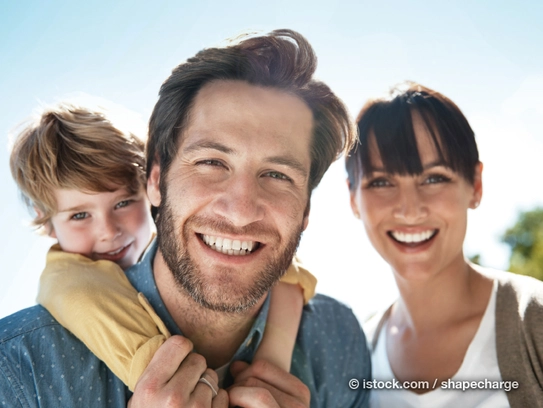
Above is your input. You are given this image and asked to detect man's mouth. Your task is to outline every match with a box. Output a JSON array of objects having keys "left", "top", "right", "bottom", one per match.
[
  {"left": 388, "top": 230, "right": 438, "bottom": 246},
  {"left": 201, "top": 234, "right": 260, "bottom": 256}
]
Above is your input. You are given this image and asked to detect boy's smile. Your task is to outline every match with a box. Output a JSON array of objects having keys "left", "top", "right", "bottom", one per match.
[{"left": 49, "top": 187, "right": 154, "bottom": 270}]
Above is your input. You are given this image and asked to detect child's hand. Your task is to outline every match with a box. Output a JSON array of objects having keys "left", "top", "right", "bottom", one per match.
[
  {"left": 128, "top": 335, "right": 228, "bottom": 407},
  {"left": 228, "top": 360, "right": 310, "bottom": 408}
]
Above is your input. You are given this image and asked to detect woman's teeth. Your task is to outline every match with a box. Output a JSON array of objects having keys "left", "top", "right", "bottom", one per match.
[
  {"left": 202, "top": 234, "right": 256, "bottom": 256},
  {"left": 390, "top": 230, "right": 436, "bottom": 244}
]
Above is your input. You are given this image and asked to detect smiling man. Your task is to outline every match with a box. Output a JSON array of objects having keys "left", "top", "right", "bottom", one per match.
[{"left": 0, "top": 30, "right": 370, "bottom": 407}]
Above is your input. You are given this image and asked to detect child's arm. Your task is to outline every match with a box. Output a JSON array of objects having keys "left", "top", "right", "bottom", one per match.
[
  {"left": 253, "top": 256, "right": 317, "bottom": 371},
  {"left": 37, "top": 245, "right": 170, "bottom": 391}
]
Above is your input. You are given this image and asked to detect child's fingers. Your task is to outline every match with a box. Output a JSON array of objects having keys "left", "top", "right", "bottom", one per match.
[{"left": 136, "top": 335, "right": 193, "bottom": 389}]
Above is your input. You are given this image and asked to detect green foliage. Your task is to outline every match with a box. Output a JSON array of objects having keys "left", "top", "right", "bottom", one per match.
[
  {"left": 468, "top": 254, "right": 481, "bottom": 265},
  {"left": 502, "top": 207, "right": 543, "bottom": 281}
]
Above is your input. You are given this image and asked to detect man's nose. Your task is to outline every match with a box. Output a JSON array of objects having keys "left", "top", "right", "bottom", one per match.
[
  {"left": 212, "top": 173, "right": 265, "bottom": 227},
  {"left": 393, "top": 185, "right": 429, "bottom": 223}
]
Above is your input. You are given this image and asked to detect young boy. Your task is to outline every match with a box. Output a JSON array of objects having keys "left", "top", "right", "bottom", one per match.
[{"left": 9, "top": 102, "right": 316, "bottom": 391}]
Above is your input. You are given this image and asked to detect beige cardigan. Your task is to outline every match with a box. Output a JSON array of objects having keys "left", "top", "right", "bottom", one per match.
[{"left": 366, "top": 269, "right": 543, "bottom": 408}]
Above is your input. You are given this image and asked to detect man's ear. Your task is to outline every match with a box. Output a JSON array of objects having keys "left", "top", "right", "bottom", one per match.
[
  {"left": 302, "top": 200, "right": 310, "bottom": 231},
  {"left": 469, "top": 162, "right": 483, "bottom": 209},
  {"left": 147, "top": 163, "right": 162, "bottom": 207}
]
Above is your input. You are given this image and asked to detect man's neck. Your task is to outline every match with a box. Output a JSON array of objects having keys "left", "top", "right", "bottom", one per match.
[{"left": 153, "top": 249, "right": 266, "bottom": 368}]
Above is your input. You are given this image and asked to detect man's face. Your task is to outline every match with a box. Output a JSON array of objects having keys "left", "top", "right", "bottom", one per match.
[{"left": 148, "top": 80, "right": 313, "bottom": 312}]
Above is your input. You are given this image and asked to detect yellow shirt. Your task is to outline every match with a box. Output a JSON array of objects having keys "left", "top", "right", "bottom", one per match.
[{"left": 37, "top": 245, "right": 316, "bottom": 391}]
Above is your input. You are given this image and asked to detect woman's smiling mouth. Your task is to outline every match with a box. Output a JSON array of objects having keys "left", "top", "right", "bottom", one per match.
[{"left": 388, "top": 230, "right": 438, "bottom": 247}]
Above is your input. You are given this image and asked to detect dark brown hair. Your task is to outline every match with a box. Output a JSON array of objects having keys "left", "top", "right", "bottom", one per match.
[
  {"left": 346, "top": 81, "right": 480, "bottom": 190},
  {"left": 147, "top": 29, "right": 355, "bottom": 193}
]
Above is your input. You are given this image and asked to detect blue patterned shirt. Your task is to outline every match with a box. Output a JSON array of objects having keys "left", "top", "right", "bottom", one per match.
[{"left": 0, "top": 242, "right": 371, "bottom": 407}]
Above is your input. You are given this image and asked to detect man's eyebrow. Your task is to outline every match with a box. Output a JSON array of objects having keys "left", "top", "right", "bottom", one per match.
[{"left": 182, "top": 141, "right": 234, "bottom": 155}]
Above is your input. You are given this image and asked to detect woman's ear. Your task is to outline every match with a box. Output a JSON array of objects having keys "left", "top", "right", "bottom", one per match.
[
  {"left": 347, "top": 178, "right": 361, "bottom": 219},
  {"left": 469, "top": 162, "right": 483, "bottom": 209},
  {"left": 147, "top": 163, "right": 162, "bottom": 207}
]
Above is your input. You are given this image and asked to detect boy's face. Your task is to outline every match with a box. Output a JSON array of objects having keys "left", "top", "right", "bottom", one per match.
[{"left": 48, "top": 187, "right": 154, "bottom": 270}]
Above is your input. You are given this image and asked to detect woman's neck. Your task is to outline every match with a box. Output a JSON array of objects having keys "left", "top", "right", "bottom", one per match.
[{"left": 391, "top": 256, "right": 493, "bottom": 333}]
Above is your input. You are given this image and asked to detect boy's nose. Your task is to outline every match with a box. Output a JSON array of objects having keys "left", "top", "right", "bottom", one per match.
[{"left": 99, "top": 216, "right": 122, "bottom": 241}]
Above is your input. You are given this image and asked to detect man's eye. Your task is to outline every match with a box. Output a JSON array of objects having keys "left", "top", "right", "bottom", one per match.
[
  {"left": 115, "top": 200, "right": 132, "bottom": 209},
  {"left": 265, "top": 171, "right": 291, "bottom": 182},
  {"left": 71, "top": 212, "right": 88, "bottom": 220},
  {"left": 197, "top": 159, "right": 224, "bottom": 167},
  {"left": 368, "top": 178, "right": 391, "bottom": 188},
  {"left": 424, "top": 174, "right": 451, "bottom": 184}
]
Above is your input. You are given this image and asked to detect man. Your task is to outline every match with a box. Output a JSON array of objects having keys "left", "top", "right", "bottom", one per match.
[{"left": 0, "top": 29, "right": 371, "bottom": 407}]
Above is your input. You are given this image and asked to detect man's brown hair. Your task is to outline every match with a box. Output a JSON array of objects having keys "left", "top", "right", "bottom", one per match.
[
  {"left": 9, "top": 103, "right": 146, "bottom": 227},
  {"left": 147, "top": 29, "right": 356, "bottom": 193}
]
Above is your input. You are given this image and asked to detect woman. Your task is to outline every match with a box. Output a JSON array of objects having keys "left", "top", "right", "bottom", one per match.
[{"left": 345, "top": 82, "right": 543, "bottom": 408}]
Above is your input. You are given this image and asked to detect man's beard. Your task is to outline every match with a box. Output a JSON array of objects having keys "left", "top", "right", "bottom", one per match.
[{"left": 156, "top": 197, "right": 304, "bottom": 314}]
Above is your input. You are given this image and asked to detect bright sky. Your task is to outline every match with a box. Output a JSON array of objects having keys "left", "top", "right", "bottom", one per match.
[{"left": 1, "top": 0, "right": 542, "bottom": 321}]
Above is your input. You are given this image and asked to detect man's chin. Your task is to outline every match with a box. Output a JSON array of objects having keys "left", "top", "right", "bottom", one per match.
[{"left": 175, "top": 265, "right": 276, "bottom": 313}]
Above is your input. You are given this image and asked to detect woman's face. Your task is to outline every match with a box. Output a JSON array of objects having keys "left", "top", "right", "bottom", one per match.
[{"left": 350, "top": 114, "right": 482, "bottom": 282}]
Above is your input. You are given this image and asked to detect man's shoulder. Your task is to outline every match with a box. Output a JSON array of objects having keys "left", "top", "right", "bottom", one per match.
[
  {"left": 295, "top": 294, "right": 371, "bottom": 407},
  {"left": 301, "top": 293, "right": 367, "bottom": 346},
  {"left": 0, "top": 305, "right": 62, "bottom": 342},
  {"left": 0, "top": 306, "right": 128, "bottom": 407},
  {"left": 304, "top": 293, "right": 360, "bottom": 322},
  {"left": 0, "top": 305, "right": 87, "bottom": 363}
]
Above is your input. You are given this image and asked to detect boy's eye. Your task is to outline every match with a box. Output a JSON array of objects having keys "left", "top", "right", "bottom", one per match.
[
  {"left": 264, "top": 171, "right": 292, "bottom": 182},
  {"left": 71, "top": 212, "right": 88, "bottom": 220},
  {"left": 367, "top": 177, "right": 391, "bottom": 188},
  {"left": 424, "top": 174, "right": 451, "bottom": 184},
  {"left": 115, "top": 200, "right": 132, "bottom": 209}
]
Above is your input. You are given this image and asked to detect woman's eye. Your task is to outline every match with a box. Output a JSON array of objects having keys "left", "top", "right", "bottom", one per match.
[
  {"left": 71, "top": 212, "right": 88, "bottom": 220},
  {"left": 265, "top": 171, "right": 291, "bottom": 182},
  {"left": 115, "top": 200, "right": 132, "bottom": 209},
  {"left": 368, "top": 178, "right": 391, "bottom": 188},
  {"left": 424, "top": 174, "right": 451, "bottom": 184}
]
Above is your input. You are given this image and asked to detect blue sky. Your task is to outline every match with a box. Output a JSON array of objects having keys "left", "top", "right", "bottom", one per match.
[{"left": 1, "top": 0, "right": 542, "bottom": 319}]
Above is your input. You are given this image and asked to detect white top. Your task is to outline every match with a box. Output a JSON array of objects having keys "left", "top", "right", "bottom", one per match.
[{"left": 370, "top": 280, "right": 510, "bottom": 408}]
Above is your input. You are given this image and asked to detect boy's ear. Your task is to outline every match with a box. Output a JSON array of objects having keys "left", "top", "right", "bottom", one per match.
[
  {"left": 47, "top": 224, "right": 56, "bottom": 239},
  {"left": 147, "top": 163, "right": 162, "bottom": 207},
  {"left": 34, "top": 206, "right": 56, "bottom": 238}
]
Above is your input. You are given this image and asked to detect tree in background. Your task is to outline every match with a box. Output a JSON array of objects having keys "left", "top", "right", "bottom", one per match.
[{"left": 502, "top": 207, "right": 543, "bottom": 281}]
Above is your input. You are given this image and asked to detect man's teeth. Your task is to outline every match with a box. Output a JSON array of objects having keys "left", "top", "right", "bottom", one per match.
[
  {"left": 391, "top": 230, "right": 436, "bottom": 244},
  {"left": 202, "top": 234, "right": 255, "bottom": 255}
]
